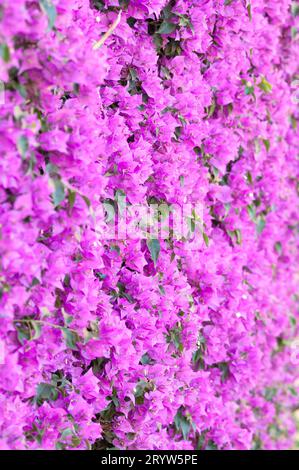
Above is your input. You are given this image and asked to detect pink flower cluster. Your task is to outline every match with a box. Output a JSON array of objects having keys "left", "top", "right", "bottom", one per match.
[{"left": 0, "top": 0, "right": 299, "bottom": 450}]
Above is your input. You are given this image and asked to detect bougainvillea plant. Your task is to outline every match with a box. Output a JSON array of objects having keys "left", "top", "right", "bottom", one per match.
[{"left": 0, "top": 0, "right": 299, "bottom": 450}]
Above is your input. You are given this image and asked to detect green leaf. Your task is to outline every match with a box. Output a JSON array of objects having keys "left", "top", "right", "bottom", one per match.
[
  {"left": 0, "top": 43, "right": 10, "bottom": 62},
  {"left": 274, "top": 241, "right": 282, "bottom": 254},
  {"left": 192, "top": 348, "right": 205, "bottom": 371},
  {"left": 291, "top": 3, "right": 299, "bottom": 16},
  {"left": 53, "top": 179, "right": 65, "bottom": 207},
  {"left": 60, "top": 427, "right": 73, "bottom": 440},
  {"left": 140, "top": 353, "right": 155, "bottom": 365},
  {"left": 247, "top": 3, "right": 252, "bottom": 21},
  {"left": 81, "top": 194, "right": 91, "bottom": 208},
  {"left": 203, "top": 232, "right": 209, "bottom": 247},
  {"left": 158, "top": 285, "right": 165, "bottom": 295},
  {"left": 252, "top": 434, "right": 262, "bottom": 450},
  {"left": 90, "top": 357, "right": 109, "bottom": 376},
  {"left": 61, "top": 327, "right": 80, "bottom": 350},
  {"left": 17, "top": 135, "right": 28, "bottom": 159},
  {"left": 289, "top": 386, "right": 297, "bottom": 396},
  {"left": 264, "top": 386, "right": 277, "bottom": 402},
  {"left": 39, "top": 0, "right": 57, "bottom": 30},
  {"left": 290, "top": 316, "right": 296, "bottom": 328},
  {"left": 177, "top": 14, "right": 193, "bottom": 31},
  {"left": 205, "top": 99, "right": 216, "bottom": 118},
  {"left": 103, "top": 199, "right": 115, "bottom": 223},
  {"left": 206, "top": 439, "right": 218, "bottom": 450},
  {"left": 258, "top": 77, "right": 272, "bottom": 94},
  {"left": 164, "top": 39, "right": 182, "bottom": 58},
  {"left": 31, "top": 321, "right": 42, "bottom": 340},
  {"left": 245, "top": 85, "right": 255, "bottom": 96},
  {"left": 256, "top": 217, "right": 266, "bottom": 234},
  {"left": 119, "top": 0, "right": 130, "bottom": 8},
  {"left": 46, "top": 162, "right": 58, "bottom": 175},
  {"left": 166, "top": 323, "right": 183, "bottom": 353},
  {"left": 235, "top": 229, "right": 242, "bottom": 245},
  {"left": 157, "top": 21, "right": 177, "bottom": 34},
  {"left": 35, "top": 382, "right": 59, "bottom": 405},
  {"left": 67, "top": 190, "right": 76, "bottom": 214},
  {"left": 246, "top": 171, "right": 253, "bottom": 185},
  {"left": 147, "top": 238, "right": 160, "bottom": 266},
  {"left": 262, "top": 139, "right": 270, "bottom": 152},
  {"left": 197, "top": 430, "right": 209, "bottom": 450},
  {"left": 134, "top": 380, "right": 155, "bottom": 405},
  {"left": 15, "top": 323, "right": 30, "bottom": 344},
  {"left": 15, "top": 319, "right": 42, "bottom": 343},
  {"left": 227, "top": 229, "right": 242, "bottom": 245},
  {"left": 247, "top": 204, "right": 256, "bottom": 220},
  {"left": 211, "top": 361, "right": 230, "bottom": 382},
  {"left": 127, "top": 17, "right": 137, "bottom": 28},
  {"left": 174, "top": 408, "right": 192, "bottom": 440},
  {"left": 115, "top": 189, "right": 126, "bottom": 216}
]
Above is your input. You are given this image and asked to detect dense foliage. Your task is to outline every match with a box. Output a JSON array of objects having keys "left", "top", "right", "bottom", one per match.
[{"left": 0, "top": 0, "right": 299, "bottom": 450}]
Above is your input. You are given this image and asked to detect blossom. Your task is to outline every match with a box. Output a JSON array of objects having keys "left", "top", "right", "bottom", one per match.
[{"left": 0, "top": 0, "right": 298, "bottom": 451}]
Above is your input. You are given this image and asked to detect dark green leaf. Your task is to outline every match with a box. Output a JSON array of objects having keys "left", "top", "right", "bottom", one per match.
[
  {"left": 35, "top": 382, "right": 59, "bottom": 405},
  {"left": 127, "top": 17, "right": 137, "bottom": 28},
  {"left": 91, "top": 357, "right": 109, "bottom": 375},
  {"left": 262, "top": 139, "right": 270, "bottom": 152},
  {"left": 174, "top": 408, "right": 192, "bottom": 440},
  {"left": 205, "top": 100, "right": 216, "bottom": 118},
  {"left": 147, "top": 238, "right": 160, "bottom": 266},
  {"left": 206, "top": 439, "right": 218, "bottom": 450},
  {"left": 158, "top": 285, "right": 165, "bottom": 295},
  {"left": 15, "top": 319, "right": 42, "bottom": 343},
  {"left": 247, "top": 3, "right": 252, "bottom": 21},
  {"left": 119, "top": 0, "right": 130, "bottom": 8},
  {"left": 291, "top": 3, "right": 299, "bottom": 16},
  {"left": 164, "top": 39, "right": 182, "bottom": 58},
  {"left": 61, "top": 327, "right": 80, "bottom": 350},
  {"left": 245, "top": 85, "right": 255, "bottom": 96},
  {"left": 290, "top": 316, "right": 296, "bottom": 328},
  {"left": 90, "top": 0, "right": 105, "bottom": 11},
  {"left": 140, "top": 353, "right": 155, "bottom": 365},
  {"left": 0, "top": 43, "right": 10, "bottom": 62},
  {"left": 157, "top": 21, "right": 177, "bottom": 34},
  {"left": 134, "top": 379, "right": 155, "bottom": 405},
  {"left": 203, "top": 232, "right": 209, "bottom": 247},
  {"left": 246, "top": 171, "right": 253, "bottom": 185},
  {"left": 17, "top": 135, "right": 28, "bottom": 159},
  {"left": 67, "top": 190, "right": 76, "bottom": 213},
  {"left": 197, "top": 429, "right": 209, "bottom": 449}
]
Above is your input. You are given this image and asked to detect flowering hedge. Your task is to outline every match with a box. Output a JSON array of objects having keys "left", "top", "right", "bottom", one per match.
[{"left": 0, "top": 0, "right": 299, "bottom": 450}]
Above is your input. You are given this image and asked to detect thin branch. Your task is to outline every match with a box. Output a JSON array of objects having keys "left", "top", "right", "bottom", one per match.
[
  {"left": 13, "top": 319, "right": 79, "bottom": 335},
  {"left": 93, "top": 10, "right": 122, "bottom": 50}
]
